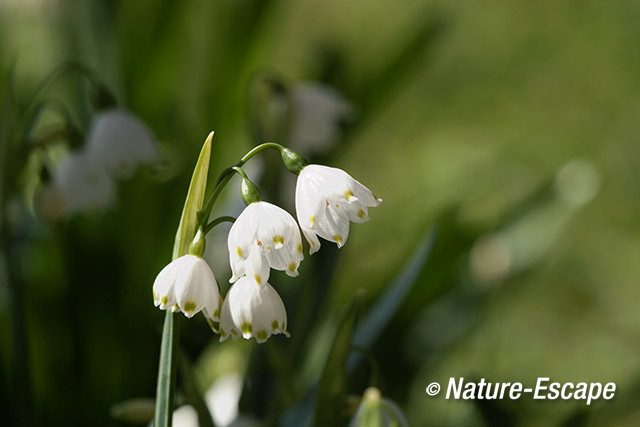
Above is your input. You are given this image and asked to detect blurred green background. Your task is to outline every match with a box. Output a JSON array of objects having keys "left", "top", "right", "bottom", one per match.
[{"left": 1, "top": 0, "right": 640, "bottom": 426}]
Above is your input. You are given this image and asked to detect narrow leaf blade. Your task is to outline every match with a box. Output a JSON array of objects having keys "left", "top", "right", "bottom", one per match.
[
  {"left": 313, "top": 289, "right": 365, "bottom": 427},
  {"left": 172, "top": 131, "right": 214, "bottom": 259}
]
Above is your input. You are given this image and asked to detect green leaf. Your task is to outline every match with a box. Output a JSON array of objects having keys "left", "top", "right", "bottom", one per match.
[
  {"left": 172, "top": 131, "right": 214, "bottom": 260},
  {"left": 351, "top": 228, "right": 437, "bottom": 353},
  {"left": 313, "top": 289, "right": 366, "bottom": 427},
  {"left": 282, "top": 230, "right": 436, "bottom": 427},
  {"left": 0, "top": 67, "right": 16, "bottom": 216}
]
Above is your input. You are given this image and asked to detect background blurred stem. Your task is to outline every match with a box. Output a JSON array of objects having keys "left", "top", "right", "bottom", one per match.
[
  {"left": 178, "top": 348, "right": 215, "bottom": 427},
  {"left": 23, "top": 62, "right": 103, "bottom": 110},
  {"left": 1, "top": 230, "right": 33, "bottom": 426}
]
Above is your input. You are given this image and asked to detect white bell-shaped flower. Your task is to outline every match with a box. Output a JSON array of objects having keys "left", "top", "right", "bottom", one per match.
[
  {"left": 52, "top": 150, "right": 116, "bottom": 216},
  {"left": 295, "top": 164, "right": 382, "bottom": 254},
  {"left": 227, "top": 201, "right": 303, "bottom": 285},
  {"left": 219, "top": 276, "right": 289, "bottom": 343},
  {"left": 152, "top": 254, "right": 221, "bottom": 320},
  {"left": 86, "top": 108, "right": 159, "bottom": 179}
]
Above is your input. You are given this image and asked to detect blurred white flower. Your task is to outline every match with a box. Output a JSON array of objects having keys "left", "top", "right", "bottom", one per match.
[
  {"left": 152, "top": 254, "right": 221, "bottom": 320},
  {"left": 86, "top": 108, "right": 159, "bottom": 179},
  {"left": 170, "top": 404, "right": 198, "bottom": 427},
  {"left": 227, "top": 201, "right": 303, "bottom": 285},
  {"left": 205, "top": 374, "right": 243, "bottom": 427},
  {"left": 349, "top": 387, "right": 408, "bottom": 427},
  {"left": 219, "top": 276, "right": 289, "bottom": 343},
  {"left": 52, "top": 150, "right": 116, "bottom": 216},
  {"left": 289, "top": 82, "right": 353, "bottom": 155},
  {"left": 295, "top": 164, "right": 381, "bottom": 254}
]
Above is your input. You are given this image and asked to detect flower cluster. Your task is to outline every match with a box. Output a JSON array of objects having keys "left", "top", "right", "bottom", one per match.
[
  {"left": 152, "top": 147, "right": 381, "bottom": 343},
  {"left": 38, "top": 108, "right": 159, "bottom": 220}
]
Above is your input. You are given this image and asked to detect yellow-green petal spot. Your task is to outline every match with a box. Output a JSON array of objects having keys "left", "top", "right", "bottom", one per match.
[
  {"left": 236, "top": 246, "right": 243, "bottom": 257},
  {"left": 241, "top": 322, "right": 253, "bottom": 335},
  {"left": 297, "top": 243, "right": 302, "bottom": 253},
  {"left": 257, "top": 330, "right": 268, "bottom": 341},
  {"left": 272, "top": 320, "right": 279, "bottom": 330},
  {"left": 309, "top": 216, "right": 315, "bottom": 226},
  {"left": 231, "top": 330, "right": 238, "bottom": 336},
  {"left": 254, "top": 274, "right": 262, "bottom": 285},
  {"left": 358, "top": 209, "right": 366, "bottom": 219},
  {"left": 213, "top": 309, "right": 220, "bottom": 319},
  {"left": 153, "top": 290, "right": 158, "bottom": 301},
  {"left": 220, "top": 329, "right": 226, "bottom": 338},
  {"left": 344, "top": 190, "right": 354, "bottom": 200},
  {"left": 288, "top": 262, "right": 297, "bottom": 273},
  {"left": 183, "top": 301, "right": 197, "bottom": 313},
  {"left": 161, "top": 296, "right": 168, "bottom": 305},
  {"left": 333, "top": 235, "right": 343, "bottom": 244},
  {"left": 273, "top": 235, "right": 284, "bottom": 246}
]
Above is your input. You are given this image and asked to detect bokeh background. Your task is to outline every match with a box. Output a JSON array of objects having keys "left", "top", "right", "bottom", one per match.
[{"left": 1, "top": 0, "right": 640, "bottom": 426}]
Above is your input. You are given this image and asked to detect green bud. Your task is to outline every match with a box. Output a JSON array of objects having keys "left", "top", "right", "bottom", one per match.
[
  {"left": 188, "top": 227, "right": 206, "bottom": 257},
  {"left": 281, "top": 148, "right": 308, "bottom": 175},
  {"left": 241, "top": 176, "right": 262, "bottom": 205}
]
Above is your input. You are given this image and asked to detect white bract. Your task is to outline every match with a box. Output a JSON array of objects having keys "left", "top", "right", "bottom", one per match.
[
  {"left": 52, "top": 150, "right": 115, "bottom": 216},
  {"left": 295, "top": 164, "right": 382, "bottom": 254},
  {"left": 227, "top": 201, "right": 303, "bottom": 285},
  {"left": 219, "top": 276, "right": 289, "bottom": 343},
  {"left": 152, "top": 254, "right": 221, "bottom": 320},
  {"left": 86, "top": 108, "right": 159, "bottom": 179}
]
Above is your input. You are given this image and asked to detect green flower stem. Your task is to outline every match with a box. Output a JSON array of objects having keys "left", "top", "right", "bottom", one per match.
[
  {"left": 155, "top": 311, "right": 180, "bottom": 427},
  {"left": 200, "top": 142, "right": 284, "bottom": 224},
  {"left": 203, "top": 216, "right": 235, "bottom": 234},
  {"left": 351, "top": 346, "right": 381, "bottom": 388}
]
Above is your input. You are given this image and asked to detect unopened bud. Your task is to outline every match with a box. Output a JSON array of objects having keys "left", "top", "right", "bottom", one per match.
[{"left": 281, "top": 147, "right": 308, "bottom": 175}]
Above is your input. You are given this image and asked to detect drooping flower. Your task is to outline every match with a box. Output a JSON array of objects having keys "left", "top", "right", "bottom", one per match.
[
  {"left": 52, "top": 150, "right": 116, "bottom": 216},
  {"left": 349, "top": 387, "right": 408, "bottom": 427},
  {"left": 86, "top": 108, "right": 159, "bottom": 179},
  {"left": 227, "top": 201, "right": 303, "bottom": 285},
  {"left": 289, "top": 82, "right": 353, "bottom": 155},
  {"left": 219, "top": 276, "right": 289, "bottom": 343},
  {"left": 295, "top": 164, "right": 382, "bottom": 254},
  {"left": 152, "top": 254, "right": 221, "bottom": 320}
]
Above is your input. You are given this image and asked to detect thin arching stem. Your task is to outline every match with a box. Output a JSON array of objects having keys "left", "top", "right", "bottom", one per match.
[
  {"left": 203, "top": 216, "right": 236, "bottom": 234},
  {"left": 200, "top": 142, "right": 284, "bottom": 225}
]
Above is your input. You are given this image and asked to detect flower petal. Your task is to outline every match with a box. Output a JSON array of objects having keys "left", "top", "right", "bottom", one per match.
[{"left": 173, "top": 255, "right": 219, "bottom": 318}]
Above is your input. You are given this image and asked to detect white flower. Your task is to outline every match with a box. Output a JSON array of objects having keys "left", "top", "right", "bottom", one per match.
[
  {"left": 227, "top": 201, "right": 303, "bottom": 285},
  {"left": 295, "top": 164, "right": 382, "bottom": 254},
  {"left": 219, "top": 276, "right": 289, "bottom": 343},
  {"left": 289, "top": 82, "right": 353, "bottom": 155},
  {"left": 152, "top": 254, "right": 221, "bottom": 320},
  {"left": 52, "top": 150, "right": 116, "bottom": 216},
  {"left": 86, "top": 108, "right": 159, "bottom": 179}
]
